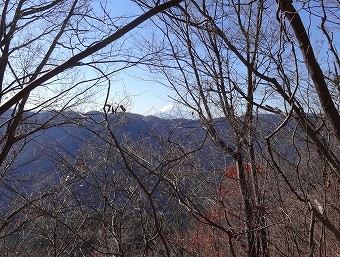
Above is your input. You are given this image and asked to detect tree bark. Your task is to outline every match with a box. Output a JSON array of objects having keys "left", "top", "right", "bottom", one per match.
[{"left": 277, "top": 0, "right": 340, "bottom": 140}]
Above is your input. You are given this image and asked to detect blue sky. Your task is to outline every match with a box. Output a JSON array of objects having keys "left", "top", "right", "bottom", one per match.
[
  {"left": 88, "top": 1, "right": 331, "bottom": 117},
  {"left": 110, "top": 69, "right": 175, "bottom": 116},
  {"left": 95, "top": 1, "right": 176, "bottom": 116}
]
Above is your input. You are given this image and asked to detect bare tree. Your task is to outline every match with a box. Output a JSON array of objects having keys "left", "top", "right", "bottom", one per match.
[
  {"left": 131, "top": 0, "right": 340, "bottom": 256},
  {"left": 0, "top": 1, "right": 184, "bottom": 255},
  {"left": 1, "top": 0, "right": 339, "bottom": 256}
]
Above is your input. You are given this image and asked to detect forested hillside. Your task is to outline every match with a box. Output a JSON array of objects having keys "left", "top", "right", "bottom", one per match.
[{"left": 0, "top": 0, "right": 339, "bottom": 256}]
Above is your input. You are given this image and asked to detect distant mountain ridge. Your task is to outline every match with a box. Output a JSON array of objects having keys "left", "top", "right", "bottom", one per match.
[
  {"left": 1, "top": 110, "right": 296, "bottom": 207},
  {"left": 6, "top": 111, "right": 289, "bottom": 174}
]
